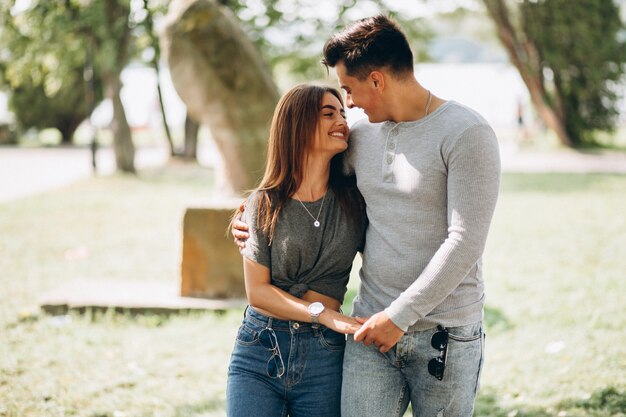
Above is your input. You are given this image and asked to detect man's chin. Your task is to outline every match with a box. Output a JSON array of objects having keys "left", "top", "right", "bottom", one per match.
[{"left": 367, "top": 115, "right": 381, "bottom": 123}]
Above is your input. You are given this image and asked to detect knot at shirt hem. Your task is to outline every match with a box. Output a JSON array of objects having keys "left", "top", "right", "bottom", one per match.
[{"left": 289, "top": 283, "right": 309, "bottom": 298}]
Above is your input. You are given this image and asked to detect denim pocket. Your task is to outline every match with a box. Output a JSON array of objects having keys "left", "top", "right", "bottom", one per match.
[
  {"left": 445, "top": 322, "right": 484, "bottom": 396},
  {"left": 318, "top": 327, "right": 346, "bottom": 352},
  {"left": 235, "top": 324, "right": 259, "bottom": 346},
  {"left": 447, "top": 322, "right": 482, "bottom": 343}
]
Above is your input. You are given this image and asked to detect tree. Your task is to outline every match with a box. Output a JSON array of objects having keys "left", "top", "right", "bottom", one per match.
[
  {"left": 0, "top": 0, "right": 137, "bottom": 172},
  {"left": 9, "top": 71, "right": 102, "bottom": 143},
  {"left": 0, "top": 2, "right": 104, "bottom": 144},
  {"left": 223, "top": 0, "right": 432, "bottom": 82},
  {"left": 79, "top": 0, "right": 136, "bottom": 172},
  {"left": 483, "top": 0, "right": 626, "bottom": 147},
  {"left": 2, "top": 0, "right": 433, "bottom": 174},
  {"left": 138, "top": 0, "right": 178, "bottom": 157}
]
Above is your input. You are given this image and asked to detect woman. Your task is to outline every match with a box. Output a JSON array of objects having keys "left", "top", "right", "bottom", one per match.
[{"left": 226, "top": 84, "right": 366, "bottom": 417}]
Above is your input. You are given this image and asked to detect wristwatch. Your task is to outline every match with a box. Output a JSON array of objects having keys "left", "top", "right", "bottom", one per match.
[{"left": 307, "top": 302, "right": 325, "bottom": 324}]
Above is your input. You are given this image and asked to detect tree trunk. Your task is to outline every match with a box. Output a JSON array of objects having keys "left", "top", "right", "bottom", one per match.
[
  {"left": 101, "top": 0, "right": 135, "bottom": 172},
  {"left": 58, "top": 119, "right": 79, "bottom": 144},
  {"left": 156, "top": 66, "right": 176, "bottom": 157},
  {"left": 482, "top": 0, "right": 572, "bottom": 146},
  {"left": 184, "top": 112, "right": 199, "bottom": 159},
  {"left": 162, "top": 0, "right": 279, "bottom": 196},
  {"left": 142, "top": 0, "right": 176, "bottom": 157},
  {"left": 105, "top": 73, "right": 135, "bottom": 173}
]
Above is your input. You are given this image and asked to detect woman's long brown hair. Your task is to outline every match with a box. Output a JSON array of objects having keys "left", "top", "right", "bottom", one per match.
[{"left": 243, "top": 84, "right": 363, "bottom": 244}]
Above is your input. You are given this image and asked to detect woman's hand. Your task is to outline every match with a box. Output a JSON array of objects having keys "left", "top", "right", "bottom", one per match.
[{"left": 319, "top": 309, "right": 363, "bottom": 334}]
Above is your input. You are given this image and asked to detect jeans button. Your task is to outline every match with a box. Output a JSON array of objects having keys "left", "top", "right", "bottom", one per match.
[{"left": 292, "top": 322, "right": 300, "bottom": 329}]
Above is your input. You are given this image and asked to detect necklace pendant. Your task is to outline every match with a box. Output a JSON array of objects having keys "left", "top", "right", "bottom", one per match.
[{"left": 314, "top": 220, "right": 320, "bottom": 227}]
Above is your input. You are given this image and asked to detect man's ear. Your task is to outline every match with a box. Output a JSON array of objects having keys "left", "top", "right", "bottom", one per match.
[{"left": 370, "top": 71, "right": 385, "bottom": 90}]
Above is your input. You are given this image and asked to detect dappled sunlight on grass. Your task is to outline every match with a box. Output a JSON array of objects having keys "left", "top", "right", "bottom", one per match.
[{"left": 1, "top": 170, "right": 625, "bottom": 416}]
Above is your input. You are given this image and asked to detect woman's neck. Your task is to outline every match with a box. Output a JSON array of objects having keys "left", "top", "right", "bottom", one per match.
[{"left": 295, "top": 154, "right": 331, "bottom": 201}]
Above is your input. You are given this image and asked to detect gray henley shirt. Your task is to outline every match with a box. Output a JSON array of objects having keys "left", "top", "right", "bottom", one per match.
[{"left": 345, "top": 100, "right": 501, "bottom": 332}]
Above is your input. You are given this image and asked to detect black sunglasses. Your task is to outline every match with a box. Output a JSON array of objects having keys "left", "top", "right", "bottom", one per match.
[{"left": 428, "top": 325, "right": 448, "bottom": 380}]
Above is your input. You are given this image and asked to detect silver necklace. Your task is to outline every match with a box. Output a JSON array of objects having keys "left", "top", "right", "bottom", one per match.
[
  {"left": 424, "top": 90, "right": 433, "bottom": 116},
  {"left": 295, "top": 189, "right": 327, "bottom": 228}
]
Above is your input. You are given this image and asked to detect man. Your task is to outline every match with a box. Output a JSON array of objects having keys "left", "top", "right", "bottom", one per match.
[{"left": 234, "top": 15, "right": 500, "bottom": 417}]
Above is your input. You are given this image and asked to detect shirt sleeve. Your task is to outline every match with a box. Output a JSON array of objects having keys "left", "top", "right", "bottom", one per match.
[
  {"left": 384, "top": 123, "right": 501, "bottom": 331},
  {"left": 240, "top": 192, "right": 271, "bottom": 269}
]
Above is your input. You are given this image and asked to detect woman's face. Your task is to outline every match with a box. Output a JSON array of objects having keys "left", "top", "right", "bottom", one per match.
[{"left": 311, "top": 92, "right": 349, "bottom": 157}]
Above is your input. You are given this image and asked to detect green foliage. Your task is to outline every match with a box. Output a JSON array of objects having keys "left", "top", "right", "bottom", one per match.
[
  {"left": 0, "top": 0, "right": 433, "bottom": 143},
  {"left": 9, "top": 71, "right": 101, "bottom": 143},
  {"left": 521, "top": 0, "right": 626, "bottom": 146},
  {"left": 224, "top": 0, "right": 434, "bottom": 81},
  {"left": 0, "top": 1, "right": 109, "bottom": 141}
]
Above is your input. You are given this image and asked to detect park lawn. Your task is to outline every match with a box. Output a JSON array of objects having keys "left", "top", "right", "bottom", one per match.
[{"left": 0, "top": 166, "right": 625, "bottom": 417}]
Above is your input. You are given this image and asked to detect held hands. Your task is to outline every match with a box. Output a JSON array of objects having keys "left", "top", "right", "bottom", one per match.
[
  {"left": 353, "top": 311, "right": 404, "bottom": 353},
  {"left": 319, "top": 309, "right": 363, "bottom": 335}
]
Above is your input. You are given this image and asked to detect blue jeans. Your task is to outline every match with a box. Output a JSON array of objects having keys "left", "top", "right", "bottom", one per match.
[
  {"left": 341, "top": 321, "right": 485, "bottom": 417},
  {"left": 227, "top": 307, "right": 345, "bottom": 417}
]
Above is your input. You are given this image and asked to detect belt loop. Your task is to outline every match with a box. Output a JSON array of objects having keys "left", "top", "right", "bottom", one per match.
[
  {"left": 267, "top": 316, "right": 273, "bottom": 330},
  {"left": 243, "top": 305, "right": 249, "bottom": 318}
]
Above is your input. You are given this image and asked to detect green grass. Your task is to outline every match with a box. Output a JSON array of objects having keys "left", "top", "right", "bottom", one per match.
[{"left": 1, "top": 168, "right": 625, "bottom": 417}]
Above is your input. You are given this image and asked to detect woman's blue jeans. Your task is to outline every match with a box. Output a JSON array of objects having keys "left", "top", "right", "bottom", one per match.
[{"left": 226, "top": 306, "right": 345, "bottom": 417}]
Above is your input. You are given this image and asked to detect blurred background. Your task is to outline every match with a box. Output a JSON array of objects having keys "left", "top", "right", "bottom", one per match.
[{"left": 1, "top": 1, "right": 625, "bottom": 416}]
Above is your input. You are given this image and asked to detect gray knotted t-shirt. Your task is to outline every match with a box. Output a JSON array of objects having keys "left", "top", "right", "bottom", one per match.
[{"left": 241, "top": 190, "right": 365, "bottom": 303}]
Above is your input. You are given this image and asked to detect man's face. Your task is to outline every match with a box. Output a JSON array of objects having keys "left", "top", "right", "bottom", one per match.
[{"left": 335, "top": 62, "right": 384, "bottom": 123}]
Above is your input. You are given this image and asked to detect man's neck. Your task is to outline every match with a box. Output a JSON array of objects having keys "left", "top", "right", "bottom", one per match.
[{"left": 385, "top": 78, "right": 442, "bottom": 123}]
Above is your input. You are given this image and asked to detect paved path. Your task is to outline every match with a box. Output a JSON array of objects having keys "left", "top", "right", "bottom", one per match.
[
  {"left": 0, "top": 145, "right": 170, "bottom": 203},
  {"left": 499, "top": 141, "right": 626, "bottom": 174},
  {"left": 1, "top": 142, "right": 625, "bottom": 204}
]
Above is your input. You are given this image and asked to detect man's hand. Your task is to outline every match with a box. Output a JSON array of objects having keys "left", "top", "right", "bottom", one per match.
[
  {"left": 232, "top": 203, "right": 250, "bottom": 249},
  {"left": 353, "top": 311, "right": 404, "bottom": 353}
]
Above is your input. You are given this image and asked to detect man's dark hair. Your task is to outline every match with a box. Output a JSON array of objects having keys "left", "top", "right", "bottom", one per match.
[{"left": 322, "top": 14, "right": 414, "bottom": 80}]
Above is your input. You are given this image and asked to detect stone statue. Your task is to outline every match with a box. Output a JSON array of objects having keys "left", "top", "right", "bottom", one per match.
[
  {"left": 161, "top": 0, "right": 280, "bottom": 299},
  {"left": 162, "top": 0, "right": 279, "bottom": 196}
]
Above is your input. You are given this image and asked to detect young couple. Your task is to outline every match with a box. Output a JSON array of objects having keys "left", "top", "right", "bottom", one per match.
[{"left": 227, "top": 15, "right": 501, "bottom": 417}]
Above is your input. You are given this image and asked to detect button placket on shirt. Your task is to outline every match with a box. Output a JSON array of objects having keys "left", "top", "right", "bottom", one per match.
[{"left": 383, "top": 126, "right": 399, "bottom": 183}]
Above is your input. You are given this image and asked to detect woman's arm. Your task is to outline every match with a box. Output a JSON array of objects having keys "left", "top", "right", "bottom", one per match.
[{"left": 243, "top": 257, "right": 362, "bottom": 334}]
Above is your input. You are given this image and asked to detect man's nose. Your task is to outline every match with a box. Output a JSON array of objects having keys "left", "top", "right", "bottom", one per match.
[{"left": 346, "top": 94, "right": 354, "bottom": 109}]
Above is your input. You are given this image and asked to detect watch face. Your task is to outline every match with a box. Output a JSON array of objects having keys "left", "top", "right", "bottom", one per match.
[{"left": 309, "top": 302, "right": 324, "bottom": 315}]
